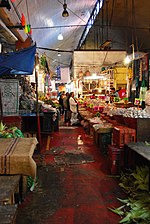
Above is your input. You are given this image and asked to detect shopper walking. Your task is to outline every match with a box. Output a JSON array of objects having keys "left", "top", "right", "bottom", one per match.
[{"left": 69, "top": 92, "right": 78, "bottom": 125}]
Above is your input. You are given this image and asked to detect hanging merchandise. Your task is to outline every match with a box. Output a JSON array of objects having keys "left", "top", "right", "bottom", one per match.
[
  {"left": 131, "top": 79, "right": 136, "bottom": 91},
  {"left": 40, "top": 54, "right": 47, "bottom": 69},
  {"left": 142, "top": 54, "right": 148, "bottom": 71},
  {"left": 45, "top": 73, "right": 51, "bottom": 87},
  {"left": 21, "top": 13, "right": 32, "bottom": 35},
  {"left": 139, "top": 80, "right": 147, "bottom": 101},
  {"left": 40, "top": 54, "right": 50, "bottom": 73},
  {"left": 24, "top": 24, "right": 28, "bottom": 34},
  {"left": 139, "top": 60, "right": 142, "bottom": 81},
  {"left": 21, "top": 13, "right": 26, "bottom": 26}
]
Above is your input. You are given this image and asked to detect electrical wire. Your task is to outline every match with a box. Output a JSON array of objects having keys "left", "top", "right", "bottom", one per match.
[
  {"left": 10, "top": 1, "right": 21, "bottom": 20},
  {"left": 109, "top": 0, "right": 115, "bottom": 27},
  {"left": 124, "top": 0, "right": 129, "bottom": 52},
  {"left": 16, "top": 0, "right": 24, "bottom": 8},
  {"left": 106, "top": 0, "right": 109, "bottom": 40},
  {"left": 5, "top": 24, "right": 149, "bottom": 31},
  {"left": 132, "top": 0, "right": 139, "bottom": 52},
  {"left": 37, "top": 47, "right": 73, "bottom": 53},
  {"left": 25, "top": 0, "right": 30, "bottom": 25}
]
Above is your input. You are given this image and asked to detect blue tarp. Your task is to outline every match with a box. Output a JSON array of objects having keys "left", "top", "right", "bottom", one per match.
[{"left": 0, "top": 44, "right": 36, "bottom": 75}]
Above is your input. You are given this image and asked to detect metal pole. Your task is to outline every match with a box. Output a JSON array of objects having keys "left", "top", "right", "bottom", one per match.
[
  {"left": 35, "top": 53, "right": 42, "bottom": 151},
  {"left": 0, "top": 89, "right": 3, "bottom": 121}
]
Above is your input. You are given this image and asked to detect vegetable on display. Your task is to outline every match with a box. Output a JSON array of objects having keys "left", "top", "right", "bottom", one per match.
[
  {"left": 109, "top": 166, "right": 150, "bottom": 223},
  {"left": 0, "top": 122, "right": 24, "bottom": 138}
]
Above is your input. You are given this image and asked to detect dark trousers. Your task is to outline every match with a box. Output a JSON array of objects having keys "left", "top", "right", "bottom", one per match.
[{"left": 64, "top": 109, "right": 71, "bottom": 122}]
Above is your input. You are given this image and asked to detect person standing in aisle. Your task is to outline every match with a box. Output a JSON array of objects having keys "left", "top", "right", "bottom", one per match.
[
  {"left": 63, "top": 92, "right": 70, "bottom": 124},
  {"left": 59, "top": 93, "right": 64, "bottom": 116},
  {"left": 69, "top": 92, "right": 78, "bottom": 125}
]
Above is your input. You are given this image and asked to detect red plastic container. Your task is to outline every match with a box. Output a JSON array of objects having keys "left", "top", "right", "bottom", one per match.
[
  {"left": 3, "top": 116, "right": 22, "bottom": 130},
  {"left": 114, "top": 115, "right": 125, "bottom": 125},
  {"left": 108, "top": 144, "right": 124, "bottom": 175},
  {"left": 113, "top": 126, "right": 136, "bottom": 148}
]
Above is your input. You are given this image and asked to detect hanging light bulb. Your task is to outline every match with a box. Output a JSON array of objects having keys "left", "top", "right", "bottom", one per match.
[
  {"left": 62, "top": 0, "right": 69, "bottom": 17},
  {"left": 57, "top": 32, "right": 63, "bottom": 40}
]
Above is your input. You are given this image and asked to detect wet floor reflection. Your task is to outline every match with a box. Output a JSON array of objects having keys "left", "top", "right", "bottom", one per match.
[{"left": 77, "top": 135, "right": 83, "bottom": 145}]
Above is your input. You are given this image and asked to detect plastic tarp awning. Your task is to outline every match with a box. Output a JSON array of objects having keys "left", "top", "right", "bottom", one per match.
[{"left": 0, "top": 44, "right": 36, "bottom": 75}]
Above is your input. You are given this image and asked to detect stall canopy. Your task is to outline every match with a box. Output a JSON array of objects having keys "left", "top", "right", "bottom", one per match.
[{"left": 0, "top": 44, "right": 36, "bottom": 75}]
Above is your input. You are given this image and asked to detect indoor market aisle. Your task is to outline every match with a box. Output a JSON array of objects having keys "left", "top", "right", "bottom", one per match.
[{"left": 16, "top": 125, "right": 124, "bottom": 224}]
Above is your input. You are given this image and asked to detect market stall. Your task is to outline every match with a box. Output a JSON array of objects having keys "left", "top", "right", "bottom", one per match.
[
  {"left": 78, "top": 84, "right": 150, "bottom": 175},
  {"left": 0, "top": 45, "right": 60, "bottom": 146}
]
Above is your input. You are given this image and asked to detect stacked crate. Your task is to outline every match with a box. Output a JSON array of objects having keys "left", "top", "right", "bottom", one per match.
[
  {"left": 108, "top": 125, "right": 136, "bottom": 175},
  {"left": 108, "top": 145, "right": 124, "bottom": 175},
  {"left": 93, "top": 128, "right": 99, "bottom": 145},
  {"left": 113, "top": 126, "right": 136, "bottom": 148},
  {"left": 98, "top": 131, "right": 112, "bottom": 155}
]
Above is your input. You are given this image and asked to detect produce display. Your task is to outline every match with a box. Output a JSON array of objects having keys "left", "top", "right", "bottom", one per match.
[
  {"left": 107, "top": 107, "right": 126, "bottom": 116},
  {"left": 106, "top": 107, "right": 150, "bottom": 118},
  {"left": 123, "top": 107, "right": 150, "bottom": 118},
  {"left": 38, "top": 95, "right": 60, "bottom": 109},
  {"left": 0, "top": 122, "right": 24, "bottom": 138},
  {"left": 93, "top": 122, "right": 113, "bottom": 131},
  {"left": 110, "top": 166, "right": 150, "bottom": 223},
  {"left": 88, "top": 117, "right": 102, "bottom": 124},
  {"left": 83, "top": 98, "right": 106, "bottom": 108}
]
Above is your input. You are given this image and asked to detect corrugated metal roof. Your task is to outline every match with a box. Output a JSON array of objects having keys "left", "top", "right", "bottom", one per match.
[{"left": 0, "top": 0, "right": 98, "bottom": 71}]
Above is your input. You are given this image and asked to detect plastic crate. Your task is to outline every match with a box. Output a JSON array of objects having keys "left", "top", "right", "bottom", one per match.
[
  {"left": 108, "top": 144, "right": 124, "bottom": 175},
  {"left": 98, "top": 132, "right": 112, "bottom": 155},
  {"left": 123, "top": 117, "right": 150, "bottom": 141},
  {"left": 113, "top": 126, "right": 136, "bottom": 148}
]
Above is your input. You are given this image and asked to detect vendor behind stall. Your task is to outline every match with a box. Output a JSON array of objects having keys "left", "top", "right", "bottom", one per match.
[{"left": 110, "top": 87, "right": 119, "bottom": 103}]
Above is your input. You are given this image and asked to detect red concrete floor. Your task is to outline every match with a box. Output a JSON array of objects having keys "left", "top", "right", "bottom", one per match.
[{"left": 16, "top": 125, "right": 125, "bottom": 224}]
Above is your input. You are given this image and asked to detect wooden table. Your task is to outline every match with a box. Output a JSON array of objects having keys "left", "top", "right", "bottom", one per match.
[
  {"left": 0, "top": 138, "right": 38, "bottom": 179},
  {"left": 124, "top": 142, "right": 150, "bottom": 190}
]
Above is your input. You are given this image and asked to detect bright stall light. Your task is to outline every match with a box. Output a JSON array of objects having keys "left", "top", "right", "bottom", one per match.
[
  {"left": 124, "top": 55, "right": 131, "bottom": 65},
  {"left": 84, "top": 73, "right": 107, "bottom": 80}
]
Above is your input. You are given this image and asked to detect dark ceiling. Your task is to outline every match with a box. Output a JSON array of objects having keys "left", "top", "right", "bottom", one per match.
[{"left": 80, "top": 0, "right": 150, "bottom": 54}]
